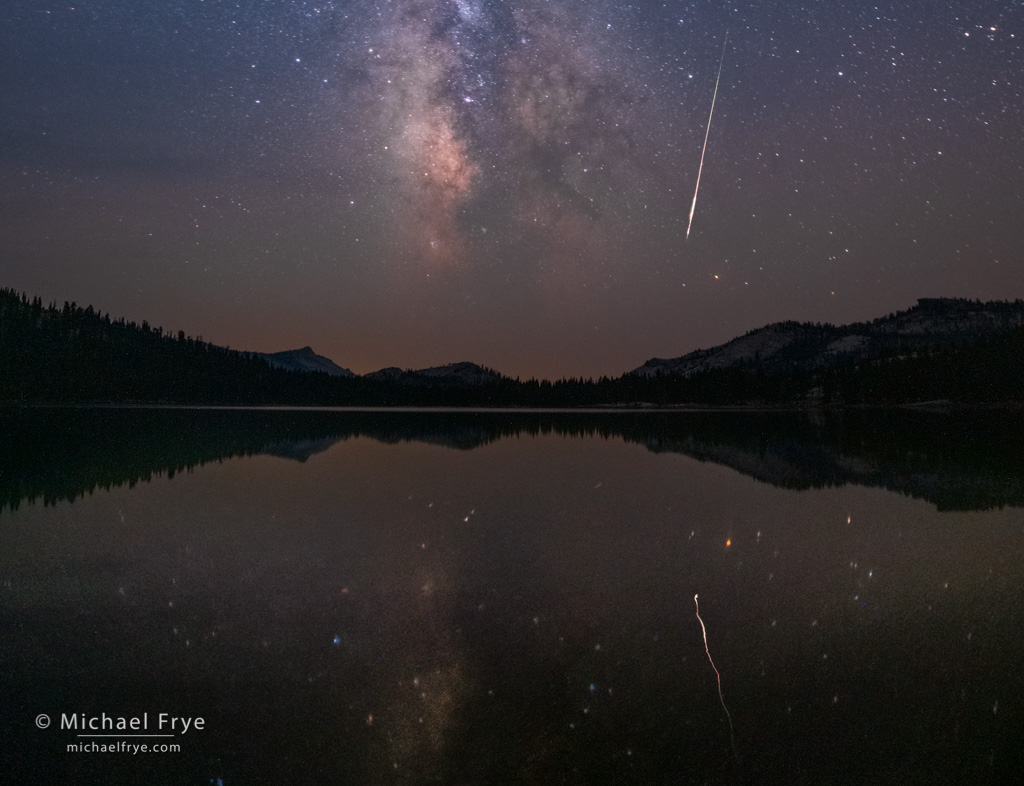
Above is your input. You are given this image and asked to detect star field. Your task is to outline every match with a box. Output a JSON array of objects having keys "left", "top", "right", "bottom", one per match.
[{"left": 1, "top": 1, "right": 1021, "bottom": 378}]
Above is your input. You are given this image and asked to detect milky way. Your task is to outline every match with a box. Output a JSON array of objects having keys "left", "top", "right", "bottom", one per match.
[
  {"left": 1, "top": 1, "right": 1021, "bottom": 378},
  {"left": 353, "top": 0, "right": 656, "bottom": 273}
]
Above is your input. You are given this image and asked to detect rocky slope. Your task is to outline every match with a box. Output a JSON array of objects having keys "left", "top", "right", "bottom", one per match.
[{"left": 632, "top": 298, "right": 1024, "bottom": 378}]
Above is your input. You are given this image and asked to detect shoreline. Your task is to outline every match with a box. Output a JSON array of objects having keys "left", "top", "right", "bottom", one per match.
[{"left": 4, "top": 400, "right": 1024, "bottom": 413}]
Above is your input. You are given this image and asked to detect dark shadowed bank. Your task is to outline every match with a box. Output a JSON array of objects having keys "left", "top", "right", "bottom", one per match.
[
  {"left": 3, "top": 289, "right": 1024, "bottom": 407},
  {"left": 3, "top": 407, "right": 1023, "bottom": 514}
]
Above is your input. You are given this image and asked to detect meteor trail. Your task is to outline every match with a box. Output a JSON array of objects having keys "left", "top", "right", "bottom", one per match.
[
  {"left": 686, "top": 32, "right": 728, "bottom": 240},
  {"left": 694, "top": 593, "right": 738, "bottom": 760}
]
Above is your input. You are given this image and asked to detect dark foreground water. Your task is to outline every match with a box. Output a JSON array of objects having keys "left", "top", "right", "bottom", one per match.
[{"left": 1, "top": 408, "right": 1022, "bottom": 784}]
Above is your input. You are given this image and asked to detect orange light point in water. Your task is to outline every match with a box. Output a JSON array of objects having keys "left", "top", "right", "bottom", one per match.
[{"left": 725, "top": 538, "right": 732, "bottom": 547}]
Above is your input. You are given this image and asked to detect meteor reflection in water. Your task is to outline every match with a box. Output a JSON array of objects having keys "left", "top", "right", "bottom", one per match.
[{"left": 694, "top": 592, "right": 738, "bottom": 760}]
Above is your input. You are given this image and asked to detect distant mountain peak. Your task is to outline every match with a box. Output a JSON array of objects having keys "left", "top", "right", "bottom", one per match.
[
  {"left": 257, "top": 347, "right": 355, "bottom": 378},
  {"left": 365, "top": 361, "right": 503, "bottom": 387}
]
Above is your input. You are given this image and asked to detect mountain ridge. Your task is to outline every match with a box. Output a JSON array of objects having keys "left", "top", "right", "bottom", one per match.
[
  {"left": 632, "top": 297, "right": 1024, "bottom": 379},
  {"left": 364, "top": 361, "right": 503, "bottom": 387},
  {"left": 256, "top": 346, "right": 355, "bottom": 378},
  {"left": 3, "top": 288, "right": 1023, "bottom": 406},
  {"left": 256, "top": 298, "right": 1024, "bottom": 386}
]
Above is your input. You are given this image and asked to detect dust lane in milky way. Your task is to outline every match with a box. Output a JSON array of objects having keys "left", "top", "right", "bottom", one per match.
[
  {"left": 0, "top": 1, "right": 1020, "bottom": 379},
  {"left": 359, "top": 1, "right": 653, "bottom": 271}
]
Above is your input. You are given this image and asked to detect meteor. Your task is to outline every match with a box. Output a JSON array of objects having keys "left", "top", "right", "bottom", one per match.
[
  {"left": 686, "top": 32, "right": 729, "bottom": 240},
  {"left": 694, "top": 593, "right": 738, "bottom": 760}
]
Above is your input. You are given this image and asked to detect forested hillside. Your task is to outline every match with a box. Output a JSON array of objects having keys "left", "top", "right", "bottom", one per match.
[
  {"left": 2, "top": 289, "right": 1022, "bottom": 407},
  {"left": 0, "top": 289, "right": 355, "bottom": 404}
]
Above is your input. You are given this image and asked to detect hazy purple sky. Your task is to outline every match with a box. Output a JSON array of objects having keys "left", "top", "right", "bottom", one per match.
[{"left": 2, "top": 1, "right": 1021, "bottom": 378}]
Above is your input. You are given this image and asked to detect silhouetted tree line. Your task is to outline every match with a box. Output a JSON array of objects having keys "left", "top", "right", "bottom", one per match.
[{"left": 2, "top": 288, "right": 1022, "bottom": 406}]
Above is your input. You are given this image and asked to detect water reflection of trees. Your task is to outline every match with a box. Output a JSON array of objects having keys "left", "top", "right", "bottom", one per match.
[{"left": 2, "top": 408, "right": 1022, "bottom": 513}]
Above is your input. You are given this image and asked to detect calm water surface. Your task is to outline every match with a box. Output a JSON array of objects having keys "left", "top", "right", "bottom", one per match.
[{"left": 1, "top": 408, "right": 1022, "bottom": 784}]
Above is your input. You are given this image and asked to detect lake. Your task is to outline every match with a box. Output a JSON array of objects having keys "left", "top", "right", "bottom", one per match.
[{"left": 2, "top": 408, "right": 1022, "bottom": 784}]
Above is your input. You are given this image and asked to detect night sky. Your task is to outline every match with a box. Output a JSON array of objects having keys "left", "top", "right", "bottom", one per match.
[{"left": 2, "top": 1, "right": 1021, "bottom": 379}]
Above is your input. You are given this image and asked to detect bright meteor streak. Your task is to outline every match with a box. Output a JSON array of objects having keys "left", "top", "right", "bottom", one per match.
[
  {"left": 686, "top": 32, "right": 729, "bottom": 240},
  {"left": 694, "top": 593, "right": 738, "bottom": 760}
]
